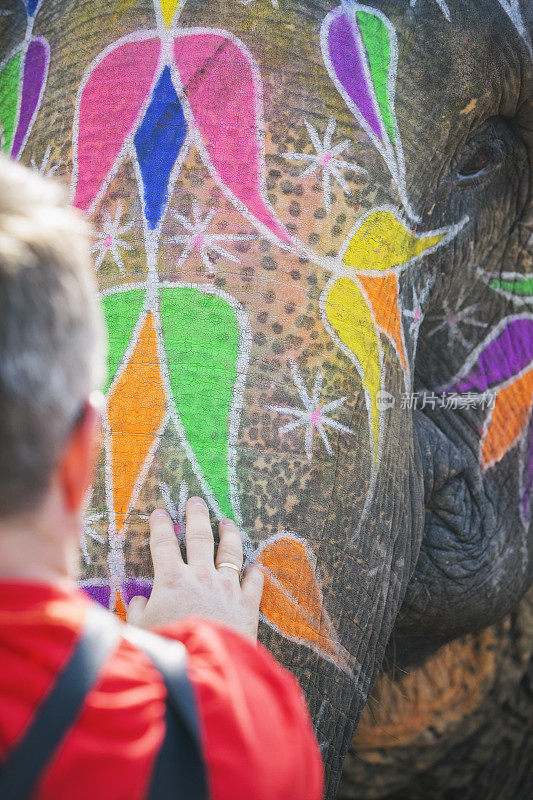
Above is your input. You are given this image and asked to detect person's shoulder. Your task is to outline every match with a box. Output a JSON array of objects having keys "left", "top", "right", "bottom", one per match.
[{"left": 156, "top": 617, "right": 325, "bottom": 800}]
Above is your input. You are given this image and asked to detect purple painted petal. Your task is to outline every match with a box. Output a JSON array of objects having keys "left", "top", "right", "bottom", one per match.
[
  {"left": 325, "top": 9, "right": 384, "bottom": 142},
  {"left": 81, "top": 581, "right": 111, "bottom": 609},
  {"left": 520, "top": 413, "right": 533, "bottom": 527},
  {"left": 447, "top": 317, "right": 533, "bottom": 393},
  {"left": 11, "top": 37, "right": 49, "bottom": 159},
  {"left": 122, "top": 577, "right": 153, "bottom": 604}
]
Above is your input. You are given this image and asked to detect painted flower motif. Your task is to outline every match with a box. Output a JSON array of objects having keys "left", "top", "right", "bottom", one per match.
[
  {"left": 426, "top": 286, "right": 486, "bottom": 349},
  {"left": 320, "top": 206, "right": 464, "bottom": 469},
  {"left": 167, "top": 201, "right": 256, "bottom": 274},
  {"left": 282, "top": 117, "right": 366, "bottom": 213},
  {"left": 70, "top": 7, "right": 292, "bottom": 247},
  {"left": 321, "top": 3, "right": 419, "bottom": 221},
  {"left": 441, "top": 315, "right": 533, "bottom": 527},
  {"left": 267, "top": 357, "right": 355, "bottom": 461},
  {"left": 91, "top": 202, "right": 134, "bottom": 273}
]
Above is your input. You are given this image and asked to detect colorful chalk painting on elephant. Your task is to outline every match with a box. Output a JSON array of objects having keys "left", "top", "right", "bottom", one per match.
[
  {"left": 442, "top": 311, "right": 533, "bottom": 534},
  {"left": 0, "top": 1, "right": 49, "bottom": 159},
  {"left": 0, "top": 0, "right": 469, "bottom": 671},
  {"left": 66, "top": 0, "right": 366, "bottom": 673}
]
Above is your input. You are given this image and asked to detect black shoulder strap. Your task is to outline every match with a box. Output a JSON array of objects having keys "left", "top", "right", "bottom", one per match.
[
  {"left": 0, "top": 604, "right": 120, "bottom": 800},
  {"left": 123, "top": 625, "right": 207, "bottom": 800},
  {"left": 0, "top": 605, "right": 207, "bottom": 800}
]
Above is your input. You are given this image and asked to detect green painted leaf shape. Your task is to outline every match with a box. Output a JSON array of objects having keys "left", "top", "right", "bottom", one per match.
[
  {"left": 356, "top": 10, "right": 396, "bottom": 145},
  {"left": 160, "top": 287, "right": 240, "bottom": 519},
  {"left": 0, "top": 51, "right": 21, "bottom": 153},
  {"left": 101, "top": 289, "right": 145, "bottom": 392},
  {"left": 491, "top": 276, "right": 533, "bottom": 297}
]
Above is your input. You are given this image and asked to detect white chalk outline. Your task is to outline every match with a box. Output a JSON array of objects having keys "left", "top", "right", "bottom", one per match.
[
  {"left": 320, "top": 3, "right": 420, "bottom": 222},
  {"left": 256, "top": 531, "right": 358, "bottom": 675},
  {"left": 319, "top": 205, "right": 467, "bottom": 540},
  {"left": 0, "top": 0, "right": 50, "bottom": 162}
]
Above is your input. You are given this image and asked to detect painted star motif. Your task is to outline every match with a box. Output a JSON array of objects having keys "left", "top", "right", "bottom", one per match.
[
  {"left": 168, "top": 202, "right": 256, "bottom": 275},
  {"left": 30, "top": 144, "right": 60, "bottom": 179},
  {"left": 267, "top": 357, "right": 355, "bottom": 461},
  {"left": 409, "top": 0, "right": 450, "bottom": 21},
  {"left": 282, "top": 117, "right": 366, "bottom": 213},
  {"left": 403, "top": 281, "right": 431, "bottom": 339},
  {"left": 426, "top": 287, "right": 485, "bottom": 349},
  {"left": 90, "top": 202, "right": 133, "bottom": 273},
  {"left": 81, "top": 511, "right": 105, "bottom": 565}
]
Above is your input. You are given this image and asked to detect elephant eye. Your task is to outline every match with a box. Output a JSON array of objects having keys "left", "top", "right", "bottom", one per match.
[
  {"left": 455, "top": 119, "right": 507, "bottom": 183},
  {"left": 457, "top": 148, "right": 492, "bottom": 178}
]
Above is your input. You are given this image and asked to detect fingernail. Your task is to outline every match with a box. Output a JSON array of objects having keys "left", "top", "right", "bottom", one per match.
[
  {"left": 220, "top": 518, "right": 236, "bottom": 527},
  {"left": 188, "top": 497, "right": 207, "bottom": 508},
  {"left": 152, "top": 508, "right": 168, "bottom": 517}
]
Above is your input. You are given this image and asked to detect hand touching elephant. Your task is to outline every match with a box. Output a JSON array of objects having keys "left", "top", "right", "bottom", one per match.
[{"left": 1, "top": 0, "right": 531, "bottom": 797}]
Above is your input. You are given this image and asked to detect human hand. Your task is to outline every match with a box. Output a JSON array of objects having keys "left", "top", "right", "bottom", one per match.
[{"left": 127, "top": 498, "right": 264, "bottom": 640}]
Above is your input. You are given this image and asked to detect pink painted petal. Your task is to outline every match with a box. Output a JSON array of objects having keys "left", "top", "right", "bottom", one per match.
[
  {"left": 11, "top": 36, "right": 49, "bottom": 159},
  {"left": 173, "top": 32, "right": 292, "bottom": 246},
  {"left": 72, "top": 37, "right": 161, "bottom": 213}
]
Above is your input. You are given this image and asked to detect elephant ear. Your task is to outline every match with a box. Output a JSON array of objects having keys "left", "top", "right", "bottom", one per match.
[{"left": 257, "top": 533, "right": 355, "bottom": 674}]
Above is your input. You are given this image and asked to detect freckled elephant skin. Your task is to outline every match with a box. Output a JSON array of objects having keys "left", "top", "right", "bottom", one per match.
[{"left": 1, "top": 0, "right": 532, "bottom": 797}]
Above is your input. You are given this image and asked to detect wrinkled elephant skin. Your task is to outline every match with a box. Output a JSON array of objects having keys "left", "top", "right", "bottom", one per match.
[{"left": 0, "top": 0, "right": 532, "bottom": 796}]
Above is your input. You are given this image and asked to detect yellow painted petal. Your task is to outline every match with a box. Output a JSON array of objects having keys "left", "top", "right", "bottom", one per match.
[
  {"left": 343, "top": 209, "right": 445, "bottom": 272},
  {"left": 160, "top": 0, "right": 180, "bottom": 26},
  {"left": 325, "top": 278, "right": 381, "bottom": 462}
]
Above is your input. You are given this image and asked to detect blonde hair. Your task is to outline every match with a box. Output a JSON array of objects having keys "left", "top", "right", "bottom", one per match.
[{"left": 0, "top": 156, "right": 105, "bottom": 515}]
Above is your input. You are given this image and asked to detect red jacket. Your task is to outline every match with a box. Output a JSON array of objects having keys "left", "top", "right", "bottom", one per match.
[{"left": 0, "top": 582, "right": 324, "bottom": 800}]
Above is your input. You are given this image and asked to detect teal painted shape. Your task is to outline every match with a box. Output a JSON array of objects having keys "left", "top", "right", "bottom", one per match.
[
  {"left": 159, "top": 287, "right": 241, "bottom": 519},
  {"left": 101, "top": 289, "right": 145, "bottom": 392}
]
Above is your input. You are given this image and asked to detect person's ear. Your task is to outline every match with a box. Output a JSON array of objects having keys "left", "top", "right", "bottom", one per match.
[{"left": 58, "top": 392, "right": 103, "bottom": 514}]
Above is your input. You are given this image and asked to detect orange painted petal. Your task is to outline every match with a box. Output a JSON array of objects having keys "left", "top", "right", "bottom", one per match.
[
  {"left": 113, "top": 591, "right": 127, "bottom": 622},
  {"left": 358, "top": 274, "right": 407, "bottom": 370},
  {"left": 107, "top": 311, "right": 167, "bottom": 532},
  {"left": 481, "top": 369, "right": 533, "bottom": 469},
  {"left": 258, "top": 534, "right": 354, "bottom": 673}
]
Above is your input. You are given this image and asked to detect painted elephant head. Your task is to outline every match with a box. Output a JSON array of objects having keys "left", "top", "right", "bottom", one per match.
[{"left": 1, "top": 0, "right": 532, "bottom": 795}]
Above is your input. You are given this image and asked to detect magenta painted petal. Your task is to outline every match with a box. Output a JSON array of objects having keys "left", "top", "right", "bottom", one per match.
[
  {"left": 11, "top": 37, "right": 49, "bottom": 159},
  {"left": 520, "top": 413, "right": 533, "bottom": 527},
  {"left": 72, "top": 37, "right": 161, "bottom": 212},
  {"left": 445, "top": 317, "right": 533, "bottom": 393},
  {"left": 173, "top": 32, "right": 292, "bottom": 245},
  {"left": 324, "top": 9, "right": 384, "bottom": 141}
]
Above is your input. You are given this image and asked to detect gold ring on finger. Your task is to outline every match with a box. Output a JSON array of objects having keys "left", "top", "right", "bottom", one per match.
[{"left": 216, "top": 561, "right": 242, "bottom": 578}]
